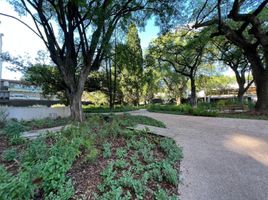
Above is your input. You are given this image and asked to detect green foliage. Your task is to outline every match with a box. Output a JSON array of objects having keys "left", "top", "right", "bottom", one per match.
[
  {"left": 0, "top": 165, "right": 36, "bottom": 200},
  {"left": 2, "top": 148, "right": 18, "bottom": 162},
  {"left": 119, "top": 23, "right": 144, "bottom": 105},
  {"left": 123, "top": 114, "right": 166, "bottom": 128},
  {"left": 82, "top": 91, "right": 108, "bottom": 106},
  {"left": 83, "top": 105, "right": 139, "bottom": 113},
  {"left": 162, "top": 161, "right": 178, "bottom": 185},
  {"left": 154, "top": 186, "right": 178, "bottom": 200},
  {"left": 115, "top": 147, "right": 127, "bottom": 159},
  {"left": 21, "top": 117, "right": 70, "bottom": 130},
  {"left": 148, "top": 104, "right": 219, "bottom": 117},
  {"left": 0, "top": 120, "right": 95, "bottom": 199},
  {"left": 103, "top": 143, "right": 112, "bottom": 159},
  {"left": 0, "top": 107, "right": 8, "bottom": 128},
  {"left": 86, "top": 148, "right": 98, "bottom": 162},
  {"left": 192, "top": 107, "right": 219, "bottom": 117},
  {"left": 97, "top": 130, "right": 182, "bottom": 199},
  {"left": 160, "top": 138, "right": 183, "bottom": 163},
  {"left": 4, "top": 120, "right": 26, "bottom": 137},
  {"left": 22, "top": 139, "right": 48, "bottom": 163},
  {"left": 3, "top": 120, "right": 26, "bottom": 145},
  {"left": 148, "top": 104, "right": 192, "bottom": 114}
]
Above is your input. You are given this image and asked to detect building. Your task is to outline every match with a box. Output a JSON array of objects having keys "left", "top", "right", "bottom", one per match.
[{"left": 0, "top": 33, "right": 60, "bottom": 106}]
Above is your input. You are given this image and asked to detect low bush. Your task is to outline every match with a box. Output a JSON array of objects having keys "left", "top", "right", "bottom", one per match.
[
  {"left": 83, "top": 105, "right": 139, "bottom": 113},
  {"left": 191, "top": 107, "right": 219, "bottom": 117},
  {"left": 0, "top": 121, "right": 95, "bottom": 200},
  {"left": 3, "top": 121, "right": 26, "bottom": 145},
  {"left": 2, "top": 148, "right": 18, "bottom": 162},
  {"left": 0, "top": 107, "right": 8, "bottom": 128},
  {"left": 148, "top": 104, "right": 219, "bottom": 117}
]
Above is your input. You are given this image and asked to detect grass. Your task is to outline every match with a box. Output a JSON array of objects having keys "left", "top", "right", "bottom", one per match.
[
  {"left": 83, "top": 105, "right": 139, "bottom": 113},
  {"left": 148, "top": 104, "right": 219, "bottom": 117},
  {"left": 219, "top": 112, "right": 268, "bottom": 120},
  {"left": 0, "top": 114, "right": 181, "bottom": 199},
  {"left": 148, "top": 103, "right": 268, "bottom": 121},
  {"left": 118, "top": 114, "right": 166, "bottom": 128}
]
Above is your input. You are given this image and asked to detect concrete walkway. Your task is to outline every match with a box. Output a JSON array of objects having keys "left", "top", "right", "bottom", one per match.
[{"left": 130, "top": 110, "right": 268, "bottom": 200}]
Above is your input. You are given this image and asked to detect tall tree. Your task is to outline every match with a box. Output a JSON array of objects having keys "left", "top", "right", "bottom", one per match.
[
  {"left": 148, "top": 28, "right": 210, "bottom": 107},
  {"left": 212, "top": 38, "right": 254, "bottom": 102},
  {"left": 193, "top": 0, "right": 268, "bottom": 112},
  {"left": 2, "top": 0, "right": 180, "bottom": 121},
  {"left": 119, "top": 24, "right": 143, "bottom": 105}
]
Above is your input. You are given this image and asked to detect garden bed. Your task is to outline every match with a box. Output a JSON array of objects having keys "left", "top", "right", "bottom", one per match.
[{"left": 0, "top": 114, "right": 182, "bottom": 200}]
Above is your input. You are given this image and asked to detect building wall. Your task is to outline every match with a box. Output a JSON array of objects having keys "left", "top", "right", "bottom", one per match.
[{"left": 4, "top": 106, "right": 70, "bottom": 121}]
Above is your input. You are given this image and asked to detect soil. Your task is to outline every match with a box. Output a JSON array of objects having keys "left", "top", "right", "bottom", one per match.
[{"left": 69, "top": 134, "right": 180, "bottom": 200}]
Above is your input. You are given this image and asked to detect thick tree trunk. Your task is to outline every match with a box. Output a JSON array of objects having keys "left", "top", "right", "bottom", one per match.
[
  {"left": 190, "top": 78, "right": 197, "bottom": 107},
  {"left": 246, "top": 51, "right": 268, "bottom": 113},
  {"left": 69, "top": 92, "right": 83, "bottom": 122},
  {"left": 235, "top": 73, "right": 246, "bottom": 103},
  {"left": 255, "top": 73, "right": 268, "bottom": 112},
  {"left": 237, "top": 86, "right": 244, "bottom": 103}
]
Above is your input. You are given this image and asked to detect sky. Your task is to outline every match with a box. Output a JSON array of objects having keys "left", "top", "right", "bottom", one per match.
[{"left": 0, "top": 0, "right": 160, "bottom": 80}]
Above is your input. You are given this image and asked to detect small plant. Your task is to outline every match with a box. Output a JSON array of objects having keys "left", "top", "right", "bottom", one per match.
[
  {"left": 85, "top": 148, "right": 98, "bottom": 162},
  {"left": 162, "top": 162, "right": 178, "bottom": 186},
  {"left": 2, "top": 148, "right": 17, "bottom": 162},
  {"left": 115, "top": 147, "right": 127, "bottom": 159},
  {"left": 160, "top": 138, "right": 183, "bottom": 162},
  {"left": 3, "top": 120, "right": 26, "bottom": 145},
  {"left": 102, "top": 142, "right": 112, "bottom": 158},
  {"left": 114, "top": 159, "right": 129, "bottom": 169},
  {"left": 0, "top": 107, "right": 8, "bottom": 128},
  {"left": 154, "top": 186, "right": 178, "bottom": 200}
]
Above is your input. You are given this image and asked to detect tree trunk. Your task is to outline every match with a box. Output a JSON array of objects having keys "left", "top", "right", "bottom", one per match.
[
  {"left": 245, "top": 51, "right": 268, "bottom": 113},
  {"left": 69, "top": 92, "right": 83, "bottom": 122},
  {"left": 176, "top": 97, "right": 181, "bottom": 105},
  {"left": 235, "top": 73, "right": 245, "bottom": 103},
  {"left": 190, "top": 77, "right": 197, "bottom": 107},
  {"left": 255, "top": 73, "right": 268, "bottom": 112},
  {"left": 237, "top": 86, "right": 244, "bottom": 103}
]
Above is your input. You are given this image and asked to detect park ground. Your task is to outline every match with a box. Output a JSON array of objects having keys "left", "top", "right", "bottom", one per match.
[{"left": 131, "top": 110, "right": 268, "bottom": 200}]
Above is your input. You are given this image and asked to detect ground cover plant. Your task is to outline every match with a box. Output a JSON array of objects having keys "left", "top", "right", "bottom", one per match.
[
  {"left": 148, "top": 104, "right": 219, "bottom": 117},
  {"left": 0, "top": 114, "right": 182, "bottom": 199},
  {"left": 83, "top": 105, "right": 139, "bottom": 113}
]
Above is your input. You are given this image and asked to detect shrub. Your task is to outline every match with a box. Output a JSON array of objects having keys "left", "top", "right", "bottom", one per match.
[
  {"left": 0, "top": 107, "right": 8, "bottom": 128},
  {"left": 3, "top": 121, "right": 26, "bottom": 145},
  {"left": 160, "top": 138, "right": 183, "bottom": 163},
  {"left": 4, "top": 121, "right": 25, "bottom": 137},
  {"left": 2, "top": 148, "right": 18, "bottom": 162},
  {"left": 115, "top": 147, "right": 126, "bottom": 159},
  {"left": 103, "top": 142, "right": 112, "bottom": 158},
  {"left": 192, "top": 107, "right": 219, "bottom": 117},
  {"left": 162, "top": 162, "right": 178, "bottom": 186},
  {"left": 154, "top": 186, "right": 178, "bottom": 200}
]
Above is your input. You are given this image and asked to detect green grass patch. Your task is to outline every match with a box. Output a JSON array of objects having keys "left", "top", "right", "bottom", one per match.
[
  {"left": 219, "top": 112, "right": 268, "bottom": 120},
  {"left": 148, "top": 104, "right": 219, "bottom": 117},
  {"left": 122, "top": 114, "right": 166, "bottom": 128},
  {"left": 83, "top": 105, "right": 139, "bottom": 113}
]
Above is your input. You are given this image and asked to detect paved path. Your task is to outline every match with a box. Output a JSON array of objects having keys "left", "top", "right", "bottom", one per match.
[{"left": 130, "top": 110, "right": 268, "bottom": 200}]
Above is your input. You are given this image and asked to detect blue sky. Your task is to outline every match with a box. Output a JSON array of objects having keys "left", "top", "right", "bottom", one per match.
[{"left": 0, "top": 1, "right": 160, "bottom": 80}]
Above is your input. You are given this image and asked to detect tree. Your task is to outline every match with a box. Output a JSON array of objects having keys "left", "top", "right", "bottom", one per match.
[
  {"left": 196, "top": 75, "right": 236, "bottom": 96},
  {"left": 148, "top": 28, "right": 210, "bottom": 107},
  {"left": 212, "top": 38, "right": 254, "bottom": 102},
  {"left": 119, "top": 24, "right": 143, "bottom": 106},
  {"left": 193, "top": 0, "right": 268, "bottom": 112},
  {"left": 2, "top": 0, "right": 181, "bottom": 121}
]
